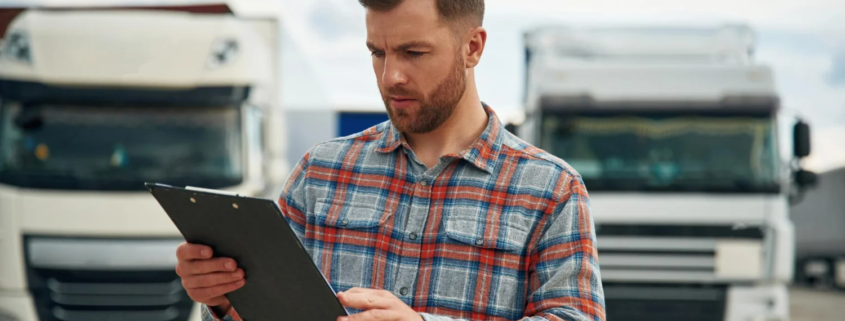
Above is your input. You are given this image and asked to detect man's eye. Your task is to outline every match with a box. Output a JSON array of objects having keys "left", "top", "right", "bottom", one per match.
[
  {"left": 371, "top": 51, "right": 385, "bottom": 58},
  {"left": 407, "top": 51, "right": 425, "bottom": 58}
]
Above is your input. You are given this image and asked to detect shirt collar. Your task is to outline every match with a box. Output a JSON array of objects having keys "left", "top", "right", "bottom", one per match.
[
  {"left": 375, "top": 119, "right": 405, "bottom": 154},
  {"left": 376, "top": 103, "right": 505, "bottom": 174}
]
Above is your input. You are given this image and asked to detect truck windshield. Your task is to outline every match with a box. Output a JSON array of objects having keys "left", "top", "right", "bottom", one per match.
[
  {"left": 540, "top": 112, "right": 781, "bottom": 193},
  {"left": 0, "top": 103, "right": 243, "bottom": 191}
]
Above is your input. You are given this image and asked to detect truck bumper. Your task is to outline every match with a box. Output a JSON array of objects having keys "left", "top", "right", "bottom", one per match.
[
  {"left": 0, "top": 291, "right": 38, "bottom": 321},
  {"left": 0, "top": 291, "right": 202, "bottom": 321},
  {"left": 725, "top": 284, "right": 789, "bottom": 321}
]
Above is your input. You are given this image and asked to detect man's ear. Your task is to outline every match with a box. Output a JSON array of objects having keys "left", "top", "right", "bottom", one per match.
[{"left": 464, "top": 26, "right": 487, "bottom": 68}]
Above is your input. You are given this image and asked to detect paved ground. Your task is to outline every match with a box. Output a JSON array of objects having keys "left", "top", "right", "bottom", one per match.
[{"left": 790, "top": 287, "right": 845, "bottom": 321}]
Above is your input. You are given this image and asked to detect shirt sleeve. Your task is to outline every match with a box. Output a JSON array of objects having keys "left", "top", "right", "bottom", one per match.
[
  {"left": 418, "top": 313, "right": 468, "bottom": 321},
  {"left": 201, "top": 304, "right": 242, "bottom": 321},
  {"left": 522, "top": 174, "right": 606, "bottom": 321}
]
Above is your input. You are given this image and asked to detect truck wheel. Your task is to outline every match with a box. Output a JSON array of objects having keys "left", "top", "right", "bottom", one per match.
[
  {"left": 835, "top": 257, "right": 845, "bottom": 291},
  {"left": 803, "top": 258, "right": 834, "bottom": 289}
]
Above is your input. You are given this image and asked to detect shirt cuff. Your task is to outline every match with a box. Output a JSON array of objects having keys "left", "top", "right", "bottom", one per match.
[{"left": 201, "top": 304, "right": 242, "bottom": 321}]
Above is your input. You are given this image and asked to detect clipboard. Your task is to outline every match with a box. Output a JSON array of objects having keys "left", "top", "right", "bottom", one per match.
[{"left": 145, "top": 183, "right": 349, "bottom": 321}]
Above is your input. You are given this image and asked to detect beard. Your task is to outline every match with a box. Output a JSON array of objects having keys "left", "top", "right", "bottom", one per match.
[{"left": 380, "top": 53, "right": 467, "bottom": 134}]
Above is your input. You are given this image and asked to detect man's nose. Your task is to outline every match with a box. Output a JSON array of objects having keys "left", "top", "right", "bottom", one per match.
[{"left": 381, "top": 57, "right": 408, "bottom": 88}]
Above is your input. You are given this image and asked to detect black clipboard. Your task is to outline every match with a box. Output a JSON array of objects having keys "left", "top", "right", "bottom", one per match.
[{"left": 146, "top": 183, "right": 349, "bottom": 321}]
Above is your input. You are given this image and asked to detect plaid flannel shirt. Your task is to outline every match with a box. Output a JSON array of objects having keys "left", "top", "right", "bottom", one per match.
[{"left": 204, "top": 104, "right": 605, "bottom": 321}]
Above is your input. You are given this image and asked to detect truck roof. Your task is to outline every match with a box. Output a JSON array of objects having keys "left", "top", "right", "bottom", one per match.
[
  {"left": 0, "top": 3, "right": 232, "bottom": 39},
  {"left": 0, "top": 7, "right": 272, "bottom": 88},
  {"left": 526, "top": 24, "right": 757, "bottom": 65},
  {"left": 523, "top": 24, "right": 779, "bottom": 112}
]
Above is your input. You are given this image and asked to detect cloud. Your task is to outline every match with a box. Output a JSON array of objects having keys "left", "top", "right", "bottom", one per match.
[
  {"left": 485, "top": 0, "right": 845, "bottom": 31},
  {"left": 804, "top": 126, "right": 845, "bottom": 172},
  {"left": 757, "top": 31, "right": 845, "bottom": 128},
  {"left": 830, "top": 52, "right": 845, "bottom": 85}
]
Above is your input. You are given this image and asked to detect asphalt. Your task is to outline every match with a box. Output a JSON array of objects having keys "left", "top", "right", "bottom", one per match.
[{"left": 790, "top": 287, "right": 845, "bottom": 321}]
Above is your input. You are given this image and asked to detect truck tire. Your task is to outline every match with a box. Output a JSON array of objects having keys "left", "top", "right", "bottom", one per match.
[
  {"left": 836, "top": 257, "right": 845, "bottom": 291},
  {"left": 801, "top": 258, "right": 834, "bottom": 289}
]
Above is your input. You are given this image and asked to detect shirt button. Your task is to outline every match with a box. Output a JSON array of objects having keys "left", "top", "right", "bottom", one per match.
[
  {"left": 399, "top": 287, "right": 409, "bottom": 296},
  {"left": 475, "top": 238, "right": 484, "bottom": 246},
  {"left": 419, "top": 180, "right": 428, "bottom": 187},
  {"left": 408, "top": 232, "right": 418, "bottom": 240},
  {"left": 340, "top": 219, "right": 349, "bottom": 226}
]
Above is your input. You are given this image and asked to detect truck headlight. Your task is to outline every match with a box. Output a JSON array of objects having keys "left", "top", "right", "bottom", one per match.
[
  {"left": 206, "top": 38, "right": 238, "bottom": 70},
  {"left": 2, "top": 30, "right": 32, "bottom": 64}
]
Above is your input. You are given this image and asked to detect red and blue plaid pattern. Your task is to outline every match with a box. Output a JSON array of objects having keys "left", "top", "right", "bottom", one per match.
[{"left": 205, "top": 105, "right": 605, "bottom": 321}]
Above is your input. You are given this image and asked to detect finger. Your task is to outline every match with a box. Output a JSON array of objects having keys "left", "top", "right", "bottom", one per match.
[
  {"left": 346, "top": 309, "right": 401, "bottom": 321},
  {"left": 188, "top": 279, "right": 246, "bottom": 303},
  {"left": 179, "top": 257, "right": 238, "bottom": 276},
  {"left": 182, "top": 269, "right": 244, "bottom": 289},
  {"left": 342, "top": 288, "right": 388, "bottom": 296},
  {"left": 176, "top": 243, "right": 213, "bottom": 261},
  {"left": 205, "top": 296, "right": 230, "bottom": 308},
  {"left": 338, "top": 292, "right": 393, "bottom": 310}
]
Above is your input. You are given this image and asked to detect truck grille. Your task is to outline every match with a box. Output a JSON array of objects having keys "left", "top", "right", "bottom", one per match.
[
  {"left": 24, "top": 237, "right": 192, "bottom": 321},
  {"left": 596, "top": 224, "right": 765, "bottom": 283},
  {"left": 604, "top": 284, "right": 728, "bottom": 321},
  {"left": 27, "top": 269, "right": 193, "bottom": 321}
]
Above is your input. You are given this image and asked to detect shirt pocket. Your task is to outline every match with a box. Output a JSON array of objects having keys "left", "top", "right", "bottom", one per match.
[
  {"left": 314, "top": 198, "right": 390, "bottom": 230},
  {"left": 435, "top": 208, "right": 533, "bottom": 318},
  {"left": 312, "top": 198, "right": 391, "bottom": 292},
  {"left": 443, "top": 208, "right": 533, "bottom": 253}
]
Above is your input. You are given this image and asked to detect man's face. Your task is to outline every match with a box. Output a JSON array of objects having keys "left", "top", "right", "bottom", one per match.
[{"left": 366, "top": 0, "right": 467, "bottom": 134}]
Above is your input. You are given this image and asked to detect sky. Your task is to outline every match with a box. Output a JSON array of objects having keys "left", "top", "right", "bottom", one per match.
[{"left": 4, "top": 0, "right": 845, "bottom": 171}]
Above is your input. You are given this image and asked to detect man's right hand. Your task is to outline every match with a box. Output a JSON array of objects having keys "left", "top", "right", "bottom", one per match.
[{"left": 175, "top": 242, "right": 246, "bottom": 312}]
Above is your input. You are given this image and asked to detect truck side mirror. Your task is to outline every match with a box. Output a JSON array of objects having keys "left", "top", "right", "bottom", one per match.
[
  {"left": 793, "top": 120, "right": 811, "bottom": 158},
  {"left": 795, "top": 169, "right": 818, "bottom": 188}
]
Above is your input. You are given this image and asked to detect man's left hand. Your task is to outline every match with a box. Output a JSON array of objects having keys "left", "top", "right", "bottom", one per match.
[{"left": 337, "top": 288, "right": 424, "bottom": 321}]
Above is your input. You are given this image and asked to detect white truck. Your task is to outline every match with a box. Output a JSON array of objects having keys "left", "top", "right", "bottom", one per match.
[
  {"left": 791, "top": 167, "right": 845, "bottom": 290},
  {"left": 0, "top": 4, "right": 288, "bottom": 321},
  {"left": 519, "top": 25, "right": 816, "bottom": 321}
]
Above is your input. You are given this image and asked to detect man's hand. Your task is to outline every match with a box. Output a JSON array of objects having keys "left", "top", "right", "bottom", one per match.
[
  {"left": 175, "top": 242, "right": 245, "bottom": 312},
  {"left": 337, "top": 288, "right": 423, "bottom": 321}
]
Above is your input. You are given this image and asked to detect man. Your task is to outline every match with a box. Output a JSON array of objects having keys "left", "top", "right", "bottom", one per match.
[{"left": 174, "top": 0, "right": 605, "bottom": 320}]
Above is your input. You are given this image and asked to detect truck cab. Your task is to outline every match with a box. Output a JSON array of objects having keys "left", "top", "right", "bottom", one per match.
[
  {"left": 0, "top": 5, "right": 287, "bottom": 321},
  {"left": 520, "top": 25, "right": 814, "bottom": 321}
]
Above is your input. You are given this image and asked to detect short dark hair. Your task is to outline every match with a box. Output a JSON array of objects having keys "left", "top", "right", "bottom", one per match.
[{"left": 359, "top": 0, "right": 484, "bottom": 27}]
